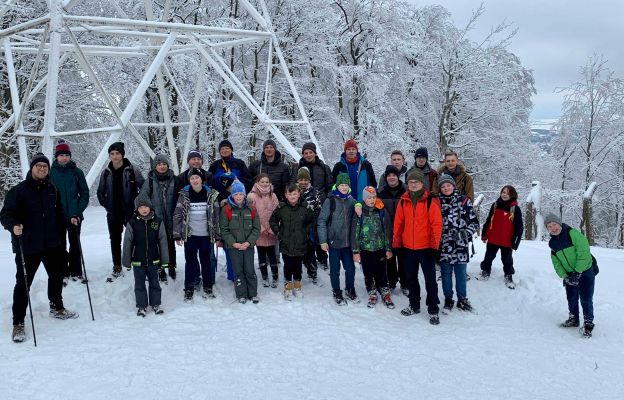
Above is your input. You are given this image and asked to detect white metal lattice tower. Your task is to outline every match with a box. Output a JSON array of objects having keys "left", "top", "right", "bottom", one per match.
[{"left": 0, "top": 0, "right": 322, "bottom": 187}]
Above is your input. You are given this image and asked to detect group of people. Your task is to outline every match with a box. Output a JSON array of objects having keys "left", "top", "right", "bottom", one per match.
[{"left": 1, "top": 137, "right": 598, "bottom": 342}]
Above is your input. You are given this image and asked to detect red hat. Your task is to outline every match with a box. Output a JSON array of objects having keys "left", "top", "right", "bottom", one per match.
[
  {"left": 55, "top": 139, "right": 71, "bottom": 157},
  {"left": 344, "top": 139, "right": 358, "bottom": 152}
]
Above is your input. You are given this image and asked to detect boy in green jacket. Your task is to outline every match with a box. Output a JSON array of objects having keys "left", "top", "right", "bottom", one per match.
[{"left": 545, "top": 213, "right": 595, "bottom": 337}]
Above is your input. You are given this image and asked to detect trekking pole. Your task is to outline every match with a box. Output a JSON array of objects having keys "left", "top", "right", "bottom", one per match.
[
  {"left": 76, "top": 224, "right": 95, "bottom": 321},
  {"left": 17, "top": 236, "right": 37, "bottom": 347}
]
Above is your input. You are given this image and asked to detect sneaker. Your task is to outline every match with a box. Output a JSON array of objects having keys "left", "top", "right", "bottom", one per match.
[
  {"left": 429, "top": 313, "right": 440, "bottom": 325},
  {"left": 50, "top": 308, "right": 79, "bottom": 320},
  {"left": 367, "top": 290, "right": 378, "bottom": 308},
  {"left": 480, "top": 270, "right": 490, "bottom": 280},
  {"left": 251, "top": 296, "right": 260, "bottom": 304},
  {"left": 401, "top": 306, "right": 420, "bottom": 316},
  {"left": 345, "top": 287, "right": 360, "bottom": 303},
  {"left": 401, "top": 286, "right": 409, "bottom": 297},
  {"left": 504, "top": 274, "right": 516, "bottom": 289},
  {"left": 158, "top": 268, "right": 168, "bottom": 283},
  {"left": 168, "top": 266, "right": 176, "bottom": 280},
  {"left": 284, "top": 281, "right": 293, "bottom": 300},
  {"left": 12, "top": 323, "right": 26, "bottom": 343},
  {"left": 443, "top": 298, "right": 454, "bottom": 311},
  {"left": 333, "top": 289, "right": 346, "bottom": 306},
  {"left": 112, "top": 265, "right": 122, "bottom": 278},
  {"left": 560, "top": 314, "right": 580, "bottom": 328},
  {"left": 456, "top": 298, "right": 473, "bottom": 312},
  {"left": 271, "top": 275, "right": 279, "bottom": 289},
  {"left": 137, "top": 308, "right": 147, "bottom": 317},
  {"left": 238, "top": 297, "right": 247, "bottom": 304},
  {"left": 293, "top": 280, "right": 303, "bottom": 297},
  {"left": 581, "top": 321, "right": 595, "bottom": 338},
  {"left": 183, "top": 289, "right": 194, "bottom": 302},
  {"left": 262, "top": 278, "right": 270, "bottom": 288},
  {"left": 381, "top": 289, "right": 395, "bottom": 309},
  {"left": 152, "top": 305, "right": 164, "bottom": 315}
]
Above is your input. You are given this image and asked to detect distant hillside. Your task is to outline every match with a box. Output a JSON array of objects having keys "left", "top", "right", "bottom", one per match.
[{"left": 530, "top": 119, "right": 558, "bottom": 152}]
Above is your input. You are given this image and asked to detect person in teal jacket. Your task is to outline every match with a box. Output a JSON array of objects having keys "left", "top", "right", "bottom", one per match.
[
  {"left": 545, "top": 213, "right": 595, "bottom": 337},
  {"left": 49, "top": 139, "right": 89, "bottom": 281}
]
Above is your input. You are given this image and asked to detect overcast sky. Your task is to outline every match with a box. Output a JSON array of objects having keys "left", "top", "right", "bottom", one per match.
[{"left": 407, "top": 0, "right": 624, "bottom": 120}]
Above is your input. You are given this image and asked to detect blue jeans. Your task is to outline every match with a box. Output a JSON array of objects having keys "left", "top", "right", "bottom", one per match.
[
  {"left": 565, "top": 267, "right": 595, "bottom": 322},
  {"left": 184, "top": 236, "right": 216, "bottom": 290},
  {"left": 440, "top": 262, "right": 467, "bottom": 300},
  {"left": 328, "top": 247, "right": 355, "bottom": 290}
]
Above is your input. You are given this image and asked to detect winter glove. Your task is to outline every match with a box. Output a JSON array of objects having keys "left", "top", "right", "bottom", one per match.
[
  {"left": 563, "top": 271, "right": 581, "bottom": 287},
  {"left": 456, "top": 229, "right": 472, "bottom": 244}
]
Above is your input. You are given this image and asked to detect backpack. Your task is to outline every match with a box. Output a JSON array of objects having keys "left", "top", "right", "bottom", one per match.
[
  {"left": 566, "top": 229, "right": 599, "bottom": 276},
  {"left": 224, "top": 203, "right": 257, "bottom": 222}
]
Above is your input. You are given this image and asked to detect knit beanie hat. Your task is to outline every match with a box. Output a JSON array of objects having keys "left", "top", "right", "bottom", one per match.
[
  {"left": 343, "top": 139, "right": 358, "bottom": 151},
  {"left": 54, "top": 139, "right": 71, "bottom": 157},
  {"left": 187, "top": 150, "right": 203, "bottom": 162},
  {"left": 263, "top": 139, "right": 277, "bottom": 150},
  {"left": 437, "top": 173, "right": 456, "bottom": 189},
  {"left": 134, "top": 194, "right": 152, "bottom": 210},
  {"left": 407, "top": 169, "right": 424, "bottom": 183},
  {"left": 30, "top": 152, "right": 50, "bottom": 169},
  {"left": 362, "top": 186, "right": 377, "bottom": 202},
  {"left": 108, "top": 141, "right": 125, "bottom": 156},
  {"left": 302, "top": 142, "right": 317, "bottom": 154},
  {"left": 384, "top": 165, "right": 400, "bottom": 178},
  {"left": 297, "top": 167, "right": 311, "bottom": 181},
  {"left": 335, "top": 172, "right": 350, "bottom": 187},
  {"left": 231, "top": 180, "right": 246, "bottom": 196},
  {"left": 154, "top": 154, "right": 170, "bottom": 167},
  {"left": 544, "top": 213, "right": 562, "bottom": 227},
  {"left": 219, "top": 139, "right": 233, "bottom": 152},
  {"left": 188, "top": 168, "right": 206, "bottom": 182},
  {"left": 415, "top": 147, "right": 428, "bottom": 159}
]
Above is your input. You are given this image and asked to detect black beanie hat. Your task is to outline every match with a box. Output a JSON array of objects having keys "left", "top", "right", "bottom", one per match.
[
  {"left": 219, "top": 140, "right": 233, "bottom": 152},
  {"left": 415, "top": 147, "right": 428, "bottom": 159},
  {"left": 301, "top": 142, "right": 317, "bottom": 154},
  {"left": 187, "top": 150, "right": 203, "bottom": 163},
  {"left": 108, "top": 141, "right": 125, "bottom": 156},
  {"left": 30, "top": 152, "right": 50, "bottom": 170},
  {"left": 384, "top": 165, "right": 400, "bottom": 178},
  {"left": 188, "top": 168, "right": 206, "bottom": 183}
]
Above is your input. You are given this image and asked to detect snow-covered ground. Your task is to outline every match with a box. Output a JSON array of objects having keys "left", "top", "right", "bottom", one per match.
[{"left": 1, "top": 207, "right": 622, "bottom": 399}]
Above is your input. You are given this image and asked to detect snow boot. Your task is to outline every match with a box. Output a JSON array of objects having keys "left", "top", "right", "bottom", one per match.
[
  {"left": 381, "top": 288, "right": 395, "bottom": 309},
  {"left": 12, "top": 323, "right": 26, "bottom": 343},
  {"left": 401, "top": 306, "right": 420, "bottom": 316},
  {"left": 238, "top": 297, "right": 247, "bottom": 304},
  {"left": 168, "top": 266, "right": 176, "bottom": 280},
  {"left": 284, "top": 281, "right": 293, "bottom": 300},
  {"left": 183, "top": 288, "right": 194, "bottom": 302},
  {"left": 333, "top": 289, "right": 346, "bottom": 306},
  {"left": 581, "top": 321, "right": 595, "bottom": 338},
  {"left": 443, "top": 298, "right": 454, "bottom": 312},
  {"left": 479, "top": 270, "right": 490, "bottom": 281},
  {"left": 202, "top": 286, "right": 216, "bottom": 299},
  {"left": 251, "top": 296, "right": 260, "bottom": 304},
  {"left": 429, "top": 313, "right": 440, "bottom": 325},
  {"left": 107, "top": 265, "right": 123, "bottom": 282},
  {"left": 367, "top": 290, "right": 378, "bottom": 308},
  {"left": 158, "top": 267, "right": 168, "bottom": 283},
  {"left": 50, "top": 307, "right": 79, "bottom": 320},
  {"left": 293, "top": 280, "right": 303, "bottom": 298},
  {"left": 152, "top": 305, "right": 164, "bottom": 315},
  {"left": 345, "top": 287, "right": 360, "bottom": 303},
  {"left": 504, "top": 274, "right": 516, "bottom": 289},
  {"left": 560, "top": 314, "right": 580, "bottom": 328},
  {"left": 457, "top": 298, "right": 473, "bottom": 312},
  {"left": 137, "top": 307, "right": 147, "bottom": 317}
]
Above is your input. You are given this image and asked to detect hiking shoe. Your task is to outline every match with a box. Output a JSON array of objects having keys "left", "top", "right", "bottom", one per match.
[
  {"left": 581, "top": 321, "right": 595, "bottom": 338},
  {"left": 345, "top": 287, "right": 360, "bottom": 303},
  {"left": 251, "top": 296, "right": 260, "bottom": 304},
  {"left": 202, "top": 286, "right": 216, "bottom": 299},
  {"left": 137, "top": 308, "right": 147, "bottom": 317},
  {"left": 271, "top": 275, "right": 279, "bottom": 289},
  {"left": 12, "top": 323, "right": 26, "bottom": 343},
  {"left": 50, "top": 308, "right": 79, "bottom": 320},
  {"left": 401, "top": 306, "right": 420, "bottom": 316},
  {"left": 152, "top": 305, "right": 164, "bottom": 315},
  {"left": 238, "top": 297, "right": 247, "bottom": 304},
  {"left": 480, "top": 270, "right": 490, "bottom": 280},
  {"left": 168, "top": 266, "right": 176, "bottom": 280},
  {"left": 456, "top": 298, "right": 473, "bottom": 312},
  {"left": 381, "top": 289, "right": 395, "bottom": 309},
  {"left": 443, "top": 298, "right": 454, "bottom": 311},
  {"left": 429, "top": 313, "right": 440, "bottom": 325},
  {"left": 183, "top": 289, "right": 194, "bottom": 302},
  {"left": 262, "top": 278, "right": 270, "bottom": 288},
  {"left": 112, "top": 265, "right": 122, "bottom": 278},
  {"left": 504, "top": 274, "right": 516, "bottom": 289},
  {"left": 367, "top": 290, "right": 378, "bottom": 308},
  {"left": 560, "top": 314, "right": 580, "bottom": 328},
  {"left": 333, "top": 289, "right": 346, "bottom": 306}
]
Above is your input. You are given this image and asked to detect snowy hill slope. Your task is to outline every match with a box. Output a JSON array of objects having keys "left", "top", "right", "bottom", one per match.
[{"left": 1, "top": 207, "right": 622, "bottom": 399}]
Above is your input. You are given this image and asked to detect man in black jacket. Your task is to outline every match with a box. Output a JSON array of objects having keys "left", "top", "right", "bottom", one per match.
[
  {"left": 297, "top": 142, "right": 333, "bottom": 196},
  {"left": 177, "top": 150, "right": 212, "bottom": 190},
  {"left": 249, "top": 139, "right": 292, "bottom": 200},
  {"left": 1, "top": 153, "right": 79, "bottom": 343},
  {"left": 97, "top": 142, "right": 144, "bottom": 279}
]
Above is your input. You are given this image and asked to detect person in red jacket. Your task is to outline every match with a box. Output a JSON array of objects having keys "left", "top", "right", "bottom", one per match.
[
  {"left": 392, "top": 169, "right": 443, "bottom": 325},
  {"left": 479, "top": 185, "right": 524, "bottom": 289}
]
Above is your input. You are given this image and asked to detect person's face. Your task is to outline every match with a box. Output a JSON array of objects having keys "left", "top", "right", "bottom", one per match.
[
  {"left": 189, "top": 174, "right": 203, "bottom": 188},
  {"left": 386, "top": 173, "right": 399, "bottom": 187},
  {"left": 338, "top": 184, "right": 350, "bottom": 194},
  {"left": 500, "top": 188, "right": 511, "bottom": 201},
  {"left": 364, "top": 195, "right": 376, "bottom": 207},
  {"left": 440, "top": 182, "right": 454, "bottom": 196},
  {"left": 138, "top": 205, "right": 151, "bottom": 216},
  {"left": 188, "top": 157, "right": 203, "bottom": 169},
  {"left": 109, "top": 150, "right": 123, "bottom": 164},
  {"left": 220, "top": 147, "right": 232, "bottom": 159},
  {"left": 407, "top": 180, "right": 423, "bottom": 192},
  {"left": 298, "top": 178, "right": 310, "bottom": 190},
  {"left": 444, "top": 155, "right": 458, "bottom": 171},
  {"left": 345, "top": 147, "right": 358, "bottom": 160},
  {"left": 302, "top": 149, "right": 316, "bottom": 163},
  {"left": 155, "top": 162, "right": 168, "bottom": 173},
  {"left": 285, "top": 189, "right": 300, "bottom": 205},
  {"left": 258, "top": 177, "right": 271, "bottom": 190},
  {"left": 264, "top": 145, "right": 276, "bottom": 158},
  {"left": 547, "top": 222, "right": 562, "bottom": 236},
  {"left": 415, "top": 156, "right": 427, "bottom": 168},
  {"left": 31, "top": 162, "right": 49, "bottom": 180},
  {"left": 56, "top": 154, "right": 71, "bottom": 165},
  {"left": 391, "top": 154, "right": 404, "bottom": 169},
  {"left": 233, "top": 192, "right": 245, "bottom": 204}
]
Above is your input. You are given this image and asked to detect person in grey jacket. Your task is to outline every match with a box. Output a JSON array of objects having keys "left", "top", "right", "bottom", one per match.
[
  {"left": 317, "top": 172, "right": 357, "bottom": 305},
  {"left": 139, "top": 154, "right": 179, "bottom": 282},
  {"left": 97, "top": 142, "right": 144, "bottom": 279}
]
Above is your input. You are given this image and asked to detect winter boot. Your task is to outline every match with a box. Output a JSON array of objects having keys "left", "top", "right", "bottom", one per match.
[
  {"left": 429, "top": 313, "right": 440, "bottom": 325},
  {"left": 12, "top": 323, "right": 26, "bottom": 343},
  {"left": 581, "top": 321, "right": 595, "bottom": 338},
  {"left": 345, "top": 287, "right": 360, "bottom": 303},
  {"left": 202, "top": 286, "right": 216, "bottom": 299},
  {"left": 168, "top": 265, "right": 176, "bottom": 280},
  {"left": 443, "top": 298, "right": 454, "bottom": 312},
  {"left": 293, "top": 280, "right": 303, "bottom": 298},
  {"left": 50, "top": 307, "right": 79, "bottom": 320},
  {"left": 152, "top": 305, "right": 164, "bottom": 315},
  {"left": 284, "top": 281, "right": 293, "bottom": 300},
  {"left": 456, "top": 298, "right": 473, "bottom": 312},
  {"left": 504, "top": 274, "right": 516, "bottom": 289},
  {"left": 479, "top": 270, "right": 490, "bottom": 280},
  {"left": 262, "top": 278, "right": 270, "bottom": 288},
  {"left": 367, "top": 290, "right": 378, "bottom": 308},
  {"left": 183, "top": 288, "right": 194, "bottom": 302},
  {"left": 158, "top": 267, "right": 168, "bottom": 283},
  {"left": 111, "top": 265, "right": 123, "bottom": 279},
  {"left": 401, "top": 306, "right": 420, "bottom": 316},
  {"left": 271, "top": 273, "right": 279, "bottom": 289},
  {"left": 238, "top": 297, "right": 247, "bottom": 304},
  {"left": 333, "top": 289, "right": 346, "bottom": 306},
  {"left": 560, "top": 314, "right": 580, "bottom": 328},
  {"left": 251, "top": 296, "right": 260, "bottom": 304},
  {"left": 137, "top": 307, "right": 147, "bottom": 317},
  {"left": 381, "top": 288, "right": 395, "bottom": 309}
]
